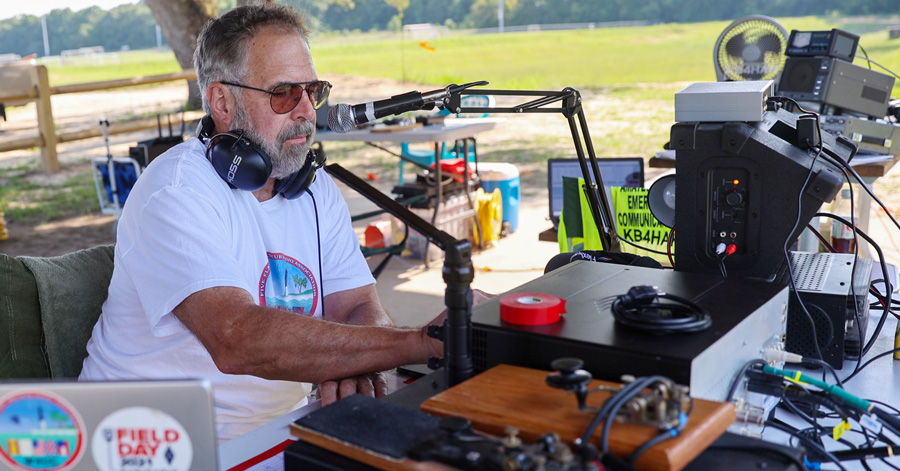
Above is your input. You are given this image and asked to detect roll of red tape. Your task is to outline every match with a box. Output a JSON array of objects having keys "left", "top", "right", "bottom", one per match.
[{"left": 499, "top": 292, "right": 566, "bottom": 325}]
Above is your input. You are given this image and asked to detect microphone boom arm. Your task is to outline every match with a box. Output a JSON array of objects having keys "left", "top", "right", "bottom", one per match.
[
  {"left": 323, "top": 82, "right": 621, "bottom": 390},
  {"left": 441, "top": 86, "right": 620, "bottom": 252}
]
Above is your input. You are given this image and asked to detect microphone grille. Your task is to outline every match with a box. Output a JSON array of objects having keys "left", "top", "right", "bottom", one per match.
[{"left": 327, "top": 104, "right": 354, "bottom": 134}]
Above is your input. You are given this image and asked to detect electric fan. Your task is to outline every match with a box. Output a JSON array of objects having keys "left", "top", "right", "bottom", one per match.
[{"left": 714, "top": 15, "right": 788, "bottom": 82}]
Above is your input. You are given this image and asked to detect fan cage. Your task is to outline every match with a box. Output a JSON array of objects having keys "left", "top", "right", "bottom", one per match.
[{"left": 714, "top": 16, "right": 788, "bottom": 82}]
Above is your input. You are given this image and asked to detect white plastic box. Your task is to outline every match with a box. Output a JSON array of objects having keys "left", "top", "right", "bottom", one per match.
[{"left": 674, "top": 80, "right": 773, "bottom": 122}]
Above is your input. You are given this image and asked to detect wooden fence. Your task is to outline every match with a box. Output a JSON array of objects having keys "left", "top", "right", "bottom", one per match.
[{"left": 0, "top": 64, "right": 203, "bottom": 173}]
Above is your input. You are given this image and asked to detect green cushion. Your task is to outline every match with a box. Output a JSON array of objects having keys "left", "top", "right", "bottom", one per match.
[
  {"left": 0, "top": 253, "right": 51, "bottom": 379},
  {"left": 20, "top": 245, "right": 115, "bottom": 378}
]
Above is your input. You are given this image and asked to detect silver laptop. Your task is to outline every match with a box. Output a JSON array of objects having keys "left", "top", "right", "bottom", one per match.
[{"left": 0, "top": 379, "right": 218, "bottom": 471}]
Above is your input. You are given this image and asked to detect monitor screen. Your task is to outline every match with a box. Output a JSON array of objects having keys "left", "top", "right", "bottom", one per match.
[{"left": 547, "top": 157, "right": 644, "bottom": 227}]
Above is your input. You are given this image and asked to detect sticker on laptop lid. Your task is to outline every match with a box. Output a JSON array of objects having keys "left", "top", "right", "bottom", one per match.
[
  {"left": 0, "top": 390, "right": 87, "bottom": 471},
  {"left": 91, "top": 407, "right": 192, "bottom": 471}
]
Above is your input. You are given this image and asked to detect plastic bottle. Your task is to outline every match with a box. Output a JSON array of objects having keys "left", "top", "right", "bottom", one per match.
[{"left": 831, "top": 188, "right": 856, "bottom": 253}]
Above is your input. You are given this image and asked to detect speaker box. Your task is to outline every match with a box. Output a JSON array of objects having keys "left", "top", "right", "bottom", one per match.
[
  {"left": 778, "top": 57, "right": 895, "bottom": 118},
  {"left": 669, "top": 108, "right": 852, "bottom": 280},
  {"left": 779, "top": 252, "right": 872, "bottom": 368}
]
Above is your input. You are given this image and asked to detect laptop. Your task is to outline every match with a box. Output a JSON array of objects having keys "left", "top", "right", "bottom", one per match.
[
  {"left": 547, "top": 157, "right": 644, "bottom": 230},
  {"left": 0, "top": 379, "right": 218, "bottom": 471}
]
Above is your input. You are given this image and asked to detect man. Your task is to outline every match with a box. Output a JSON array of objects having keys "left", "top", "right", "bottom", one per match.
[{"left": 80, "top": 4, "right": 447, "bottom": 442}]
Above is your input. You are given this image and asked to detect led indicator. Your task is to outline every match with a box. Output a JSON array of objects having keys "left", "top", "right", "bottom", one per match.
[{"left": 732, "top": 179, "right": 740, "bottom": 186}]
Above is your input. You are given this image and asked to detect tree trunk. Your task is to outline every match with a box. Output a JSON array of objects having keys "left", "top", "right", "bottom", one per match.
[{"left": 145, "top": 0, "right": 218, "bottom": 110}]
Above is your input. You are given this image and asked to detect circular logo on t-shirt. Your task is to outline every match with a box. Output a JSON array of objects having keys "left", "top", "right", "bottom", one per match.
[
  {"left": 258, "top": 252, "right": 318, "bottom": 316},
  {"left": 0, "top": 391, "right": 86, "bottom": 471},
  {"left": 91, "top": 407, "right": 192, "bottom": 471}
]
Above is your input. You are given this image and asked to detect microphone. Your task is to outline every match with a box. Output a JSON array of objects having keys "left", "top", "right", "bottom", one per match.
[{"left": 327, "top": 81, "right": 489, "bottom": 133}]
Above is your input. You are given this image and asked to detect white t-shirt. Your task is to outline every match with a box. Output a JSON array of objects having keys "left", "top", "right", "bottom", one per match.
[{"left": 79, "top": 137, "right": 375, "bottom": 441}]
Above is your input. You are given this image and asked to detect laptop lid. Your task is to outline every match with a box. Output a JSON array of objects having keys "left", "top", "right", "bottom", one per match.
[
  {"left": 548, "top": 157, "right": 644, "bottom": 229},
  {"left": 0, "top": 379, "right": 218, "bottom": 471}
]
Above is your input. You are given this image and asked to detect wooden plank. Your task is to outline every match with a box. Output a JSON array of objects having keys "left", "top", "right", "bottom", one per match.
[
  {"left": 50, "top": 69, "right": 197, "bottom": 95},
  {"left": 370, "top": 122, "right": 424, "bottom": 133},
  {"left": 421, "top": 364, "right": 735, "bottom": 471},
  {"left": 56, "top": 110, "right": 205, "bottom": 144},
  {"left": 0, "top": 135, "right": 41, "bottom": 153},
  {"left": 0, "top": 62, "right": 38, "bottom": 102},
  {"left": 32, "top": 65, "right": 59, "bottom": 173}
]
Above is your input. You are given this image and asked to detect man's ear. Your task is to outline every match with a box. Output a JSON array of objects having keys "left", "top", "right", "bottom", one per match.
[{"left": 207, "top": 82, "right": 236, "bottom": 132}]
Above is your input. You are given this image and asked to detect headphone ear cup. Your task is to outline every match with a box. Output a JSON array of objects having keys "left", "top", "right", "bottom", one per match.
[
  {"left": 275, "top": 148, "right": 325, "bottom": 200},
  {"left": 206, "top": 132, "right": 272, "bottom": 191}
]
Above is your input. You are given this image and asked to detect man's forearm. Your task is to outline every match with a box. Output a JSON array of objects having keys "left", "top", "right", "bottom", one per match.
[{"left": 174, "top": 287, "right": 438, "bottom": 384}]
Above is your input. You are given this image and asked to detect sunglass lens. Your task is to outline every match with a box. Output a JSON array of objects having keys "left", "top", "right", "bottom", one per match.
[
  {"left": 309, "top": 82, "right": 330, "bottom": 110},
  {"left": 269, "top": 82, "right": 331, "bottom": 113},
  {"left": 269, "top": 84, "right": 297, "bottom": 114}
]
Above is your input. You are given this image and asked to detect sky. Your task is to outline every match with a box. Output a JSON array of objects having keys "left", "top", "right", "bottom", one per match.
[{"left": 1, "top": 1, "right": 137, "bottom": 21}]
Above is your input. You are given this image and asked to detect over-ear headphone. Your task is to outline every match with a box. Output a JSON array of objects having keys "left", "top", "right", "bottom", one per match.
[{"left": 197, "top": 115, "right": 324, "bottom": 199}]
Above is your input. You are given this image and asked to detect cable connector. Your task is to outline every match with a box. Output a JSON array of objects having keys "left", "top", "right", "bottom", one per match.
[
  {"left": 764, "top": 348, "right": 803, "bottom": 364},
  {"left": 715, "top": 243, "right": 726, "bottom": 255},
  {"left": 804, "top": 457, "right": 822, "bottom": 470},
  {"left": 621, "top": 285, "right": 662, "bottom": 306},
  {"left": 797, "top": 114, "right": 821, "bottom": 150}
]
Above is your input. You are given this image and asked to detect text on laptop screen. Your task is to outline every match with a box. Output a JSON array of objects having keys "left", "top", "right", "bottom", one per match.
[{"left": 548, "top": 158, "right": 644, "bottom": 226}]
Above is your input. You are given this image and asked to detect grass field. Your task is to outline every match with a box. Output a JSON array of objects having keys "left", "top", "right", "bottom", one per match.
[
  {"left": 311, "top": 16, "right": 900, "bottom": 94},
  {"left": 43, "top": 49, "right": 183, "bottom": 85},
  {"left": 8, "top": 16, "right": 899, "bottom": 224},
  {"left": 42, "top": 17, "right": 900, "bottom": 93}
]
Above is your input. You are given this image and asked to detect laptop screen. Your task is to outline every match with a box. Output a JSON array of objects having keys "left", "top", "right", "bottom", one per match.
[{"left": 548, "top": 157, "right": 644, "bottom": 228}]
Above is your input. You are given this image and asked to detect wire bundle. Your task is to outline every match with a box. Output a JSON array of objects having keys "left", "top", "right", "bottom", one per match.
[{"left": 610, "top": 285, "right": 711, "bottom": 334}]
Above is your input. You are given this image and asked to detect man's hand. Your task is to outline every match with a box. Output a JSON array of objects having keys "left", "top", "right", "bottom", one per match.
[
  {"left": 423, "top": 288, "right": 496, "bottom": 358},
  {"left": 317, "top": 372, "right": 388, "bottom": 406}
]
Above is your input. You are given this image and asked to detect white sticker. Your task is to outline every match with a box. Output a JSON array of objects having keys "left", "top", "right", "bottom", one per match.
[
  {"left": 91, "top": 407, "right": 192, "bottom": 471},
  {"left": 860, "top": 413, "right": 883, "bottom": 435}
]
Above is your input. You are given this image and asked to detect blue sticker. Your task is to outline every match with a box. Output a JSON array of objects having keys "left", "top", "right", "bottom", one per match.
[{"left": 0, "top": 391, "right": 85, "bottom": 471}]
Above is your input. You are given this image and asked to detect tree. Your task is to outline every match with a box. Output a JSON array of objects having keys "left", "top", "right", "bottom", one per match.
[
  {"left": 384, "top": 0, "right": 411, "bottom": 24},
  {"left": 145, "top": 0, "right": 218, "bottom": 109}
]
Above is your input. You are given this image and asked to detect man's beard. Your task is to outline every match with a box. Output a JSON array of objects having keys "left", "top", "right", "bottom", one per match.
[{"left": 232, "top": 103, "right": 316, "bottom": 179}]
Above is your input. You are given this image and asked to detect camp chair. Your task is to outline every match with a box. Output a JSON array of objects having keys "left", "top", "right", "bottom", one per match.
[{"left": 0, "top": 245, "right": 115, "bottom": 379}]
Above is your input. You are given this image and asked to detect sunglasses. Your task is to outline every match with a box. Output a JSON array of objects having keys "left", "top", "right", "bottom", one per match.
[{"left": 221, "top": 80, "right": 332, "bottom": 114}]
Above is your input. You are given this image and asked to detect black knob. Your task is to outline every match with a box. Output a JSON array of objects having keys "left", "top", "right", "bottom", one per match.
[
  {"left": 726, "top": 192, "right": 743, "bottom": 206},
  {"left": 546, "top": 358, "right": 592, "bottom": 391},
  {"left": 550, "top": 357, "right": 583, "bottom": 374}
]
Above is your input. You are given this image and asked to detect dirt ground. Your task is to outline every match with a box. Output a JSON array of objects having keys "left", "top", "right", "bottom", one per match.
[{"left": 2, "top": 74, "right": 900, "bottom": 260}]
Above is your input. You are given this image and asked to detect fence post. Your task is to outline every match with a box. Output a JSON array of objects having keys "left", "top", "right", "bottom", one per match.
[{"left": 31, "top": 65, "right": 59, "bottom": 173}]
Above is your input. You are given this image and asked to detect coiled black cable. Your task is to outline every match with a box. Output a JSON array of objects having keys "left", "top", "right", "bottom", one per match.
[{"left": 610, "top": 285, "right": 711, "bottom": 334}]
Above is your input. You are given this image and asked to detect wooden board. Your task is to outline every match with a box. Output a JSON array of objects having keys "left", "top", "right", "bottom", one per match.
[
  {"left": 420, "top": 364, "right": 735, "bottom": 471},
  {"left": 370, "top": 122, "right": 423, "bottom": 133}
]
